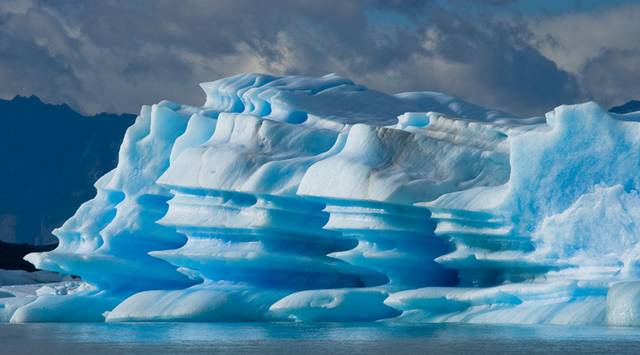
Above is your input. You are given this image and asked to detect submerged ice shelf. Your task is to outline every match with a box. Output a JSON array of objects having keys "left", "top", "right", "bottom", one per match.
[{"left": 6, "top": 73, "right": 640, "bottom": 325}]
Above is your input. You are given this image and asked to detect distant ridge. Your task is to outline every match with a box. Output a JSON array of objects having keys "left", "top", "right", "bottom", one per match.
[
  {"left": 0, "top": 95, "right": 135, "bottom": 245},
  {"left": 0, "top": 241, "right": 56, "bottom": 271},
  {"left": 609, "top": 100, "right": 640, "bottom": 114}
]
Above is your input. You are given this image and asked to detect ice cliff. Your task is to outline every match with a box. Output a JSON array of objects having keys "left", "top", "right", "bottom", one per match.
[{"left": 5, "top": 73, "right": 640, "bottom": 325}]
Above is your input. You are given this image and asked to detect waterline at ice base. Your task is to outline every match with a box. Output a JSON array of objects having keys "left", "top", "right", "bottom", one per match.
[{"left": 6, "top": 73, "right": 640, "bottom": 326}]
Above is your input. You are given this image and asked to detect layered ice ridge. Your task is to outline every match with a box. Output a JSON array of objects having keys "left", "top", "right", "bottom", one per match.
[
  {"left": 391, "top": 103, "right": 640, "bottom": 325},
  {"left": 423, "top": 103, "right": 640, "bottom": 283},
  {"left": 21, "top": 101, "right": 204, "bottom": 321},
  {"left": 100, "top": 74, "right": 514, "bottom": 322},
  {"left": 13, "top": 73, "right": 640, "bottom": 325}
]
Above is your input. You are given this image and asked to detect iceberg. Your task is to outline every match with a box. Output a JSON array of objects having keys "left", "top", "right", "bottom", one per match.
[
  {"left": 6, "top": 73, "right": 640, "bottom": 326},
  {"left": 0, "top": 270, "right": 84, "bottom": 322}
]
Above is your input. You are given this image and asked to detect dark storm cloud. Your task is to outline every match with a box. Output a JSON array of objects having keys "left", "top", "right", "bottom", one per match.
[
  {"left": 581, "top": 49, "right": 640, "bottom": 107},
  {"left": 369, "top": 12, "right": 580, "bottom": 115},
  {"left": 0, "top": 0, "right": 636, "bottom": 116},
  {"left": 532, "top": 2, "right": 640, "bottom": 110}
]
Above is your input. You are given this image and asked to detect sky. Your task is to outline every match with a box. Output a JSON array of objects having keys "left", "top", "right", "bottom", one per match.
[{"left": 1, "top": 0, "right": 639, "bottom": 117}]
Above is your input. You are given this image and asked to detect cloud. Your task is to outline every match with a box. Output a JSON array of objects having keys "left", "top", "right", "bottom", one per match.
[
  {"left": 532, "top": 2, "right": 640, "bottom": 108},
  {"left": 356, "top": 15, "right": 580, "bottom": 115},
  {"left": 0, "top": 0, "right": 635, "bottom": 116},
  {"left": 580, "top": 49, "right": 640, "bottom": 107}
]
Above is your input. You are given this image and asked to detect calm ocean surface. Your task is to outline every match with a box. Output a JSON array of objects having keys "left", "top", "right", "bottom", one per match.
[{"left": 2, "top": 322, "right": 640, "bottom": 354}]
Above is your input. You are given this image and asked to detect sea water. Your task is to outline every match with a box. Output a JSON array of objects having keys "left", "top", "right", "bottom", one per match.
[{"left": 2, "top": 322, "right": 639, "bottom": 354}]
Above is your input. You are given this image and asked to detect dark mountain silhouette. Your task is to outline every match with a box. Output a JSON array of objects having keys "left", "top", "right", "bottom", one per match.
[
  {"left": 0, "top": 241, "right": 57, "bottom": 271},
  {"left": 609, "top": 100, "right": 640, "bottom": 114},
  {"left": 0, "top": 95, "right": 135, "bottom": 245}
]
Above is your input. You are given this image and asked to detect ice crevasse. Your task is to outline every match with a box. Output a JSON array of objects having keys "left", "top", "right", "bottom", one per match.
[{"left": 6, "top": 73, "right": 640, "bottom": 325}]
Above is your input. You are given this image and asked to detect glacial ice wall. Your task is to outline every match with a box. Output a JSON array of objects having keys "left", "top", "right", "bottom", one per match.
[{"left": 7, "top": 73, "right": 640, "bottom": 325}]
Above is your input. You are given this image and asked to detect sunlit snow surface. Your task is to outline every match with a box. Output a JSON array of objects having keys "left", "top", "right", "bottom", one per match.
[{"left": 7, "top": 73, "right": 640, "bottom": 325}]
